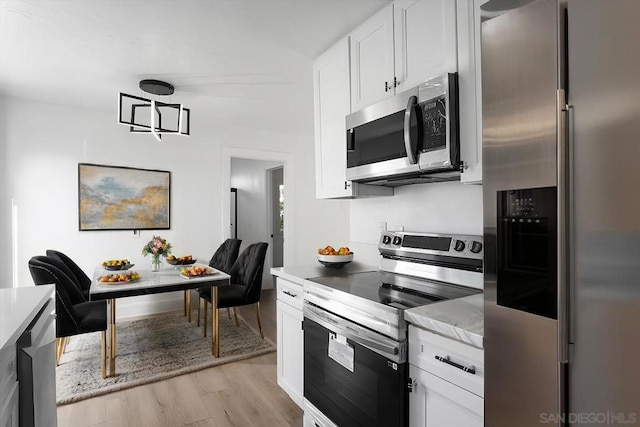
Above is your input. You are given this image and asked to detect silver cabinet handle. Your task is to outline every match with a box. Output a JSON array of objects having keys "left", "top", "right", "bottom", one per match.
[
  {"left": 435, "top": 354, "right": 476, "bottom": 375},
  {"left": 404, "top": 95, "right": 418, "bottom": 164},
  {"left": 282, "top": 290, "right": 297, "bottom": 298}
]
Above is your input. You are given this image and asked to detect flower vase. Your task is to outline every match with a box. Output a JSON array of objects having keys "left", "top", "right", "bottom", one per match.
[{"left": 151, "top": 255, "right": 160, "bottom": 272}]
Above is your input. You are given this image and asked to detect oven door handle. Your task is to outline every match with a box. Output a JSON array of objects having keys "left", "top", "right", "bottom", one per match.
[
  {"left": 403, "top": 95, "right": 418, "bottom": 165},
  {"left": 304, "top": 305, "right": 400, "bottom": 358}
]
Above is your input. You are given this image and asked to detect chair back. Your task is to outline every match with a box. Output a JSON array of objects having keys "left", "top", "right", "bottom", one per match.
[
  {"left": 229, "top": 242, "right": 268, "bottom": 305},
  {"left": 28, "top": 256, "right": 84, "bottom": 336},
  {"left": 209, "top": 239, "right": 242, "bottom": 273},
  {"left": 46, "top": 249, "right": 91, "bottom": 292},
  {"left": 40, "top": 254, "right": 88, "bottom": 299}
]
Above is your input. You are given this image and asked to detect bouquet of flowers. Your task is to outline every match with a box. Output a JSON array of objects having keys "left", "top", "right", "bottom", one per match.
[{"left": 142, "top": 236, "right": 172, "bottom": 270}]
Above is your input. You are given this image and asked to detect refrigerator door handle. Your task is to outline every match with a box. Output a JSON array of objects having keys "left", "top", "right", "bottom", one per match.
[{"left": 557, "top": 88, "right": 570, "bottom": 365}]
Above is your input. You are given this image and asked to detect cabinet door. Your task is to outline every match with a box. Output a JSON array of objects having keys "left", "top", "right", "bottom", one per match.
[
  {"left": 410, "top": 364, "right": 483, "bottom": 427},
  {"left": 458, "top": 0, "right": 484, "bottom": 184},
  {"left": 0, "top": 382, "right": 18, "bottom": 427},
  {"left": 394, "top": 0, "right": 458, "bottom": 92},
  {"left": 350, "top": 4, "right": 395, "bottom": 111},
  {"left": 276, "top": 300, "right": 304, "bottom": 408},
  {"left": 314, "top": 38, "right": 354, "bottom": 199}
]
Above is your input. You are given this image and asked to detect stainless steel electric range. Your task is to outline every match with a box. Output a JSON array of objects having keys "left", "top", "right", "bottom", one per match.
[{"left": 302, "top": 231, "right": 484, "bottom": 427}]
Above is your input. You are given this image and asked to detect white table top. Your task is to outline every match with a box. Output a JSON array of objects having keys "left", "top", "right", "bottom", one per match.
[
  {"left": 0, "top": 285, "right": 54, "bottom": 350},
  {"left": 90, "top": 264, "right": 230, "bottom": 300}
]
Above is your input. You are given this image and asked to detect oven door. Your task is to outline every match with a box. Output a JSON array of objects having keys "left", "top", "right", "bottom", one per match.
[{"left": 303, "top": 303, "right": 408, "bottom": 427}]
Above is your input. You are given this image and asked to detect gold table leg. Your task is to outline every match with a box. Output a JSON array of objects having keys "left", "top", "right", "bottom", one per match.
[
  {"left": 101, "top": 331, "right": 107, "bottom": 379},
  {"left": 109, "top": 299, "right": 116, "bottom": 377},
  {"left": 212, "top": 286, "right": 219, "bottom": 357},
  {"left": 186, "top": 290, "right": 191, "bottom": 322}
]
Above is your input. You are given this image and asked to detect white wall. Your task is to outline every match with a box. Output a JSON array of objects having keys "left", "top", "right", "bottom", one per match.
[
  {"left": 0, "top": 93, "right": 350, "bottom": 316},
  {"left": 0, "top": 99, "right": 9, "bottom": 288},
  {"left": 230, "top": 158, "right": 281, "bottom": 289},
  {"left": 349, "top": 181, "right": 483, "bottom": 266}
]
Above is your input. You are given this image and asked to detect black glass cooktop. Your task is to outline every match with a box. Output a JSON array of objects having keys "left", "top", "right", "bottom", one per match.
[{"left": 307, "top": 271, "right": 478, "bottom": 310}]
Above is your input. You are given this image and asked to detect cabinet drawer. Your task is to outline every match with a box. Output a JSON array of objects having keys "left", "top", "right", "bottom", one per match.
[
  {"left": 277, "top": 278, "right": 303, "bottom": 311},
  {"left": 0, "top": 343, "right": 17, "bottom": 405},
  {"left": 409, "top": 325, "right": 484, "bottom": 397}
]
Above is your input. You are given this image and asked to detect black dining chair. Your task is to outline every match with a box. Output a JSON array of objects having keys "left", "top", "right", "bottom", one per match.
[
  {"left": 195, "top": 239, "right": 242, "bottom": 332},
  {"left": 28, "top": 256, "right": 108, "bottom": 378},
  {"left": 199, "top": 242, "right": 269, "bottom": 339},
  {"left": 46, "top": 250, "right": 91, "bottom": 301}
]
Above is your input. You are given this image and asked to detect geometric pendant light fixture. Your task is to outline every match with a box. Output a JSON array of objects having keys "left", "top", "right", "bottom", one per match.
[{"left": 118, "top": 79, "right": 190, "bottom": 141}]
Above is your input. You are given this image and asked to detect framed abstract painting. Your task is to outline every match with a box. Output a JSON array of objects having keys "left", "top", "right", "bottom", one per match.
[{"left": 78, "top": 163, "right": 171, "bottom": 231}]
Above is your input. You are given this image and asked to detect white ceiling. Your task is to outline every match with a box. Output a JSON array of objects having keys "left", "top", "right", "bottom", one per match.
[{"left": 0, "top": 0, "right": 390, "bottom": 118}]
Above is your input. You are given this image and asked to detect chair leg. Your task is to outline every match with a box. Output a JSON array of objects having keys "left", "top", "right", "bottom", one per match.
[
  {"left": 55, "top": 338, "right": 63, "bottom": 365},
  {"left": 197, "top": 297, "right": 201, "bottom": 327},
  {"left": 184, "top": 290, "right": 188, "bottom": 316},
  {"left": 233, "top": 307, "right": 239, "bottom": 327},
  {"left": 227, "top": 307, "right": 232, "bottom": 319},
  {"left": 101, "top": 331, "right": 107, "bottom": 379},
  {"left": 203, "top": 300, "right": 208, "bottom": 337},
  {"left": 256, "top": 302, "right": 264, "bottom": 339},
  {"left": 62, "top": 336, "right": 69, "bottom": 354}
]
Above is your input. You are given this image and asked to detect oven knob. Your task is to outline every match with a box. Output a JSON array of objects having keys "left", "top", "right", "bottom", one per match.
[
  {"left": 470, "top": 241, "right": 483, "bottom": 254},
  {"left": 393, "top": 236, "right": 402, "bottom": 246},
  {"left": 382, "top": 235, "right": 392, "bottom": 245},
  {"left": 454, "top": 240, "right": 466, "bottom": 252}
]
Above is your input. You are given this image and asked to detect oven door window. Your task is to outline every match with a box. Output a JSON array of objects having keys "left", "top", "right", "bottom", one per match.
[
  {"left": 304, "top": 318, "right": 407, "bottom": 427},
  {"left": 347, "top": 108, "right": 421, "bottom": 168}
]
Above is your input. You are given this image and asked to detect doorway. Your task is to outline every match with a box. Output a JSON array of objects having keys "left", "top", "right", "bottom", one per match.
[{"left": 269, "top": 167, "right": 284, "bottom": 268}]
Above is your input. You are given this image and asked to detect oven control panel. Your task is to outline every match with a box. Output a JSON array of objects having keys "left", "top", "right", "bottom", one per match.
[{"left": 378, "top": 231, "right": 484, "bottom": 260}]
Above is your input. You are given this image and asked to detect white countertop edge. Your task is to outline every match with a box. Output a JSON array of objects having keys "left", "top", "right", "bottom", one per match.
[
  {"left": 0, "top": 285, "right": 54, "bottom": 350},
  {"left": 404, "top": 294, "right": 485, "bottom": 349},
  {"left": 405, "top": 311, "right": 484, "bottom": 349}
]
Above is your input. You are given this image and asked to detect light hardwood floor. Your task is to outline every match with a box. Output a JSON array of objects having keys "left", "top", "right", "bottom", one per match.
[{"left": 57, "top": 289, "right": 303, "bottom": 427}]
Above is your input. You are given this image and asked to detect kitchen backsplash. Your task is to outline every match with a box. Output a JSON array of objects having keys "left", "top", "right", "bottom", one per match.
[{"left": 349, "top": 181, "right": 483, "bottom": 266}]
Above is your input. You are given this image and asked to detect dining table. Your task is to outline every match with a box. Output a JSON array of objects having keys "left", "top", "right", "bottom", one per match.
[{"left": 89, "top": 264, "right": 230, "bottom": 378}]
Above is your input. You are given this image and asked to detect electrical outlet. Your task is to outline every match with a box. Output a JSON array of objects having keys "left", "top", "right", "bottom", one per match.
[{"left": 379, "top": 222, "right": 387, "bottom": 232}]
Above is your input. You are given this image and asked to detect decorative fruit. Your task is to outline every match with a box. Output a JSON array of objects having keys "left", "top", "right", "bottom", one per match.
[
  {"left": 181, "top": 266, "right": 211, "bottom": 277},
  {"left": 98, "top": 271, "right": 140, "bottom": 283},
  {"left": 317, "top": 245, "right": 352, "bottom": 255}
]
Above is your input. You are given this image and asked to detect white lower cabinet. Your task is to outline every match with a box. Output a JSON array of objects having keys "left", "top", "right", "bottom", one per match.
[
  {"left": 409, "top": 364, "right": 483, "bottom": 427},
  {"left": 276, "top": 278, "right": 304, "bottom": 408},
  {"left": 409, "top": 325, "right": 484, "bottom": 427}
]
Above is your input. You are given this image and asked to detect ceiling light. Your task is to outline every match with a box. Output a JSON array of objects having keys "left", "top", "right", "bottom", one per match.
[{"left": 118, "top": 80, "right": 190, "bottom": 141}]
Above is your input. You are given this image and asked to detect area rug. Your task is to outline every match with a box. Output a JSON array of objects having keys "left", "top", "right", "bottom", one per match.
[{"left": 56, "top": 310, "right": 275, "bottom": 405}]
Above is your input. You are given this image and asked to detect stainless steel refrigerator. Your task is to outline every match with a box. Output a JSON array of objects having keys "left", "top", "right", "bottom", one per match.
[{"left": 482, "top": 0, "right": 640, "bottom": 425}]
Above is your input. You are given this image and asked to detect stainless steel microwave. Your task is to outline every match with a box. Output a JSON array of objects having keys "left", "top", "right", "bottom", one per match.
[{"left": 346, "top": 72, "right": 460, "bottom": 186}]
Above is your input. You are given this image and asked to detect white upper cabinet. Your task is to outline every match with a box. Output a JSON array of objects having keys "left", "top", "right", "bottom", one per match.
[
  {"left": 350, "top": 1, "right": 458, "bottom": 112},
  {"left": 349, "top": 4, "right": 396, "bottom": 112},
  {"left": 394, "top": 0, "right": 458, "bottom": 92},
  {"left": 314, "top": 38, "right": 353, "bottom": 199},
  {"left": 457, "top": 0, "right": 484, "bottom": 184}
]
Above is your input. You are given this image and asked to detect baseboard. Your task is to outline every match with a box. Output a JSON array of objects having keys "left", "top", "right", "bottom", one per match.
[{"left": 115, "top": 292, "right": 184, "bottom": 320}]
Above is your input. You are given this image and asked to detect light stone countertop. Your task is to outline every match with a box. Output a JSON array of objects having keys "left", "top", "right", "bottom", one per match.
[
  {"left": 0, "top": 285, "right": 54, "bottom": 350},
  {"left": 270, "top": 263, "right": 378, "bottom": 286},
  {"left": 404, "top": 293, "right": 484, "bottom": 349}
]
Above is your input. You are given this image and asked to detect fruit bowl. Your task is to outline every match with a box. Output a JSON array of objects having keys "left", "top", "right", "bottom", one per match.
[
  {"left": 317, "top": 253, "right": 353, "bottom": 269},
  {"left": 166, "top": 256, "right": 197, "bottom": 266},
  {"left": 102, "top": 260, "right": 134, "bottom": 271}
]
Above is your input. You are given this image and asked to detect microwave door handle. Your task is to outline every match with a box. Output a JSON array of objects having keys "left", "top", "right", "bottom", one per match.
[{"left": 404, "top": 95, "right": 418, "bottom": 164}]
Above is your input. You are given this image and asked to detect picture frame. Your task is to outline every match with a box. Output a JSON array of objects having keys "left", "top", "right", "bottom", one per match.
[{"left": 78, "top": 163, "right": 171, "bottom": 231}]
